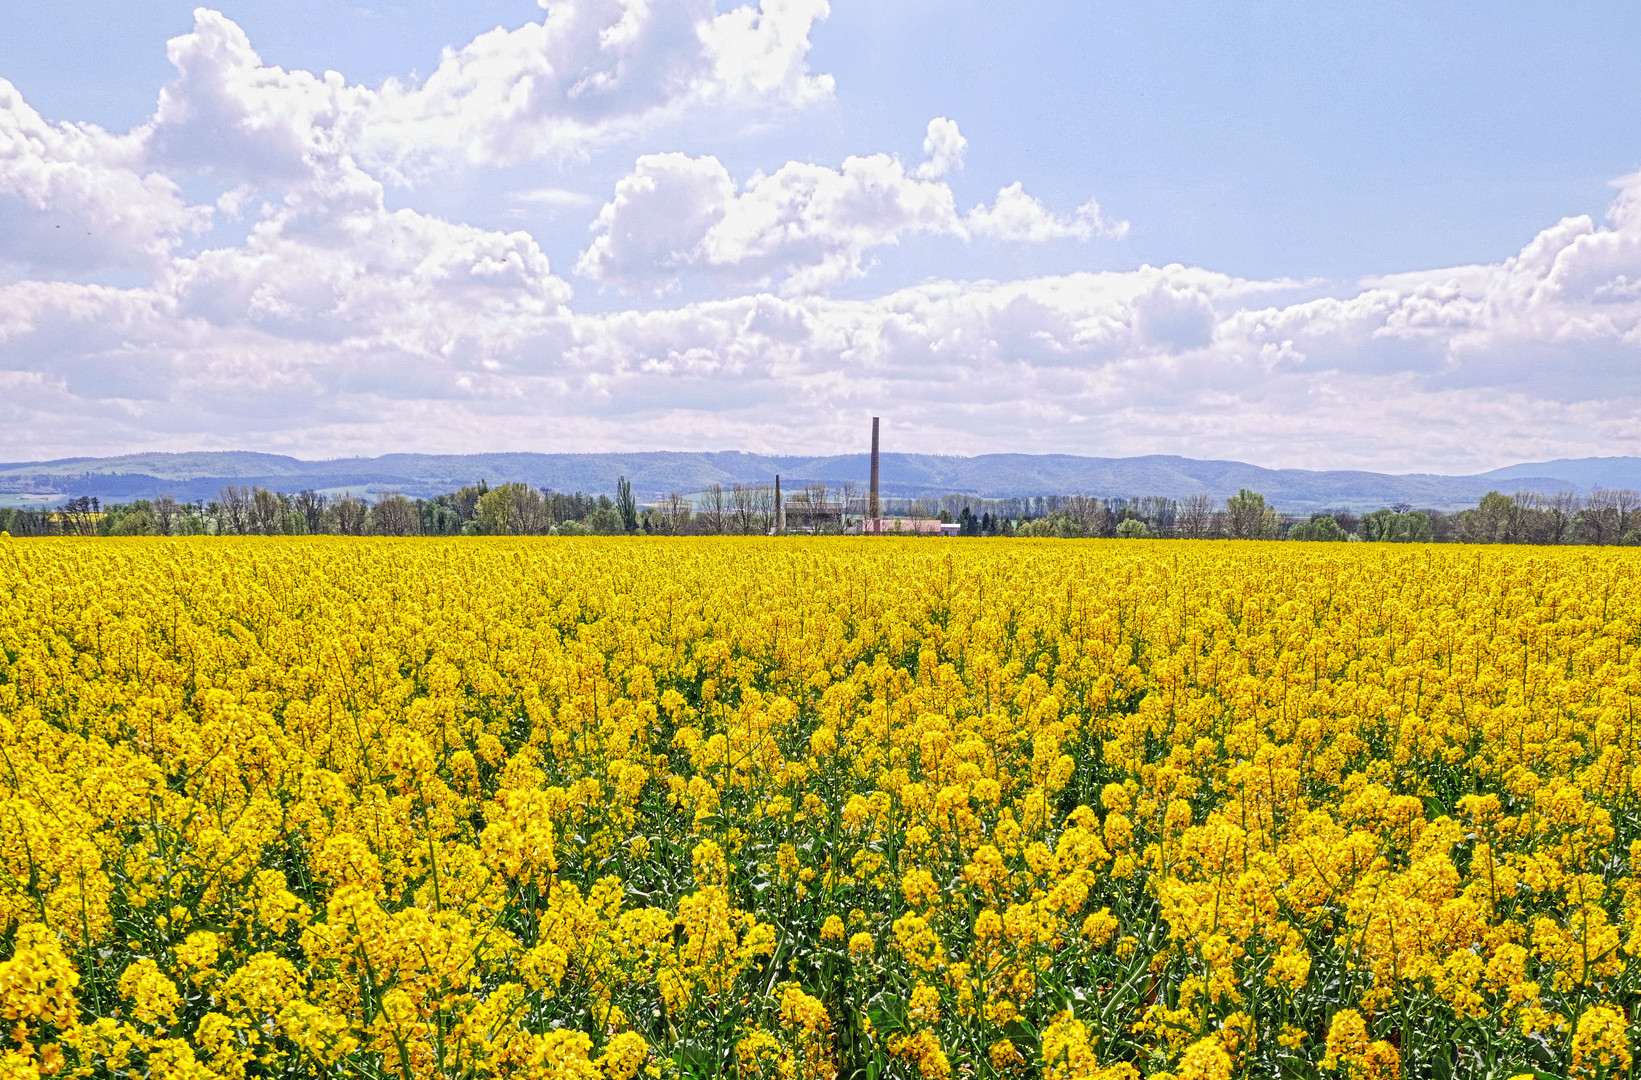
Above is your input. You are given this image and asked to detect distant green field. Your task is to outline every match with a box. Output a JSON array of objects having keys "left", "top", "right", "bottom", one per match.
[{"left": 0, "top": 493, "right": 59, "bottom": 509}]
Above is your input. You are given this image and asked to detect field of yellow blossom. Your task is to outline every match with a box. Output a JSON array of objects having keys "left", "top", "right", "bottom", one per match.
[{"left": 1, "top": 536, "right": 1639, "bottom": 1080}]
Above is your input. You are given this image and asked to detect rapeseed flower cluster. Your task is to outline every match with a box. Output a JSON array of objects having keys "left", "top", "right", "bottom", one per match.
[{"left": 0, "top": 536, "right": 1639, "bottom": 1077}]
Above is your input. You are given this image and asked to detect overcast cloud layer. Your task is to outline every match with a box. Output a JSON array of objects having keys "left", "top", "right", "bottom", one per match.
[{"left": 1, "top": 2, "right": 1638, "bottom": 472}]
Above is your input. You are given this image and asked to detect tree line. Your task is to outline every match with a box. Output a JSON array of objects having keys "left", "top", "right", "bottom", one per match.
[
  {"left": 3, "top": 481, "right": 1640, "bottom": 545},
  {"left": 1001, "top": 488, "right": 1641, "bottom": 544},
  {"left": 0, "top": 479, "right": 775, "bottom": 538},
  {"left": 1283, "top": 488, "right": 1641, "bottom": 545}
]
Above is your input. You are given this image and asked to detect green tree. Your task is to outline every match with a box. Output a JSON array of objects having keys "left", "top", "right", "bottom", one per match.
[
  {"left": 475, "top": 483, "right": 549, "bottom": 535},
  {"left": 1359, "top": 508, "right": 1434, "bottom": 543},
  {"left": 616, "top": 476, "right": 639, "bottom": 533},
  {"left": 101, "top": 501, "right": 156, "bottom": 536},
  {"left": 1015, "top": 511, "right": 1085, "bottom": 538},
  {"left": 586, "top": 495, "right": 624, "bottom": 535},
  {"left": 1224, "top": 489, "right": 1280, "bottom": 540},
  {"left": 1289, "top": 515, "right": 1349, "bottom": 541},
  {"left": 1457, "top": 491, "right": 1517, "bottom": 543}
]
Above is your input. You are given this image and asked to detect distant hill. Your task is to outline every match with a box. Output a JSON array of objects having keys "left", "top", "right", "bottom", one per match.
[
  {"left": 0, "top": 450, "right": 1634, "bottom": 513},
  {"left": 1475, "top": 457, "right": 1641, "bottom": 490}
]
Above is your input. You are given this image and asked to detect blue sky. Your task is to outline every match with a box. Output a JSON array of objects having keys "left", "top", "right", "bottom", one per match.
[{"left": 2, "top": 0, "right": 1640, "bottom": 470}]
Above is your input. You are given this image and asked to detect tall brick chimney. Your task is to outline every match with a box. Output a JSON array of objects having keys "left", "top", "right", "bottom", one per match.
[{"left": 869, "top": 417, "right": 880, "bottom": 534}]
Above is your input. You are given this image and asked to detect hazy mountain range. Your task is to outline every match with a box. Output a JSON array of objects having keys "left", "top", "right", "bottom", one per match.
[{"left": 2, "top": 451, "right": 1639, "bottom": 513}]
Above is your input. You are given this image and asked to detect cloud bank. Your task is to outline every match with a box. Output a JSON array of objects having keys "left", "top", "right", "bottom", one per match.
[
  {"left": 1, "top": 3, "right": 1638, "bottom": 473},
  {"left": 576, "top": 119, "right": 1124, "bottom": 295}
]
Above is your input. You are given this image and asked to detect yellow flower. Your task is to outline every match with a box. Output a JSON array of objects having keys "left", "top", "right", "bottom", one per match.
[
  {"left": 889, "top": 1029, "right": 949, "bottom": 1080},
  {"left": 778, "top": 986, "right": 830, "bottom": 1034},
  {"left": 902, "top": 868, "right": 942, "bottom": 909},
  {"left": 117, "top": 958, "right": 181, "bottom": 1028},
  {"left": 1570, "top": 1005, "right": 1631, "bottom": 1080},
  {"left": 0, "top": 924, "right": 79, "bottom": 1029},
  {"left": 1176, "top": 1035, "right": 1233, "bottom": 1080},
  {"left": 529, "top": 1029, "right": 602, "bottom": 1080},
  {"left": 1322, "top": 1010, "right": 1399, "bottom": 1080},
  {"left": 989, "top": 1039, "right": 1023, "bottom": 1071},
  {"left": 173, "top": 931, "right": 222, "bottom": 983},
  {"left": 907, "top": 983, "right": 941, "bottom": 1027},
  {"left": 1080, "top": 908, "right": 1119, "bottom": 949},
  {"left": 892, "top": 914, "right": 943, "bottom": 973},
  {"left": 597, "top": 1032, "right": 649, "bottom": 1080}
]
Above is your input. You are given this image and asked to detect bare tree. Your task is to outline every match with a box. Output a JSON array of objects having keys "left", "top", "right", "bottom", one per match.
[
  {"left": 1133, "top": 496, "right": 1177, "bottom": 534},
  {"left": 653, "top": 492, "right": 691, "bottom": 535},
  {"left": 1328, "top": 508, "right": 1361, "bottom": 536},
  {"left": 730, "top": 483, "right": 756, "bottom": 534},
  {"left": 217, "top": 486, "right": 251, "bottom": 535},
  {"left": 295, "top": 490, "right": 327, "bottom": 535},
  {"left": 332, "top": 494, "right": 368, "bottom": 536},
  {"left": 59, "top": 496, "right": 101, "bottom": 536},
  {"left": 1617, "top": 489, "right": 1641, "bottom": 542},
  {"left": 754, "top": 483, "right": 775, "bottom": 533},
  {"left": 841, "top": 482, "right": 864, "bottom": 522},
  {"left": 249, "top": 487, "right": 285, "bottom": 535},
  {"left": 153, "top": 495, "right": 180, "bottom": 537},
  {"left": 1065, "top": 495, "right": 1115, "bottom": 538},
  {"left": 702, "top": 483, "right": 726, "bottom": 534},
  {"left": 811, "top": 483, "right": 846, "bottom": 533},
  {"left": 8, "top": 507, "right": 48, "bottom": 537},
  {"left": 1177, "top": 492, "right": 1217, "bottom": 539},
  {"left": 1545, "top": 490, "right": 1579, "bottom": 545},
  {"left": 1511, "top": 490, "right": 1549, "bottom": 544},
  {"left": 1576, "top": 490, "right": 1615, "bottom": 545},
  {"left": 370, "top": 493, "right": 422, "bottom": 536}
]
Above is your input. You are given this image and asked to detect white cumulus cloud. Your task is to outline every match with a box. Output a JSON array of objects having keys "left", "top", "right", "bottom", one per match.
[
  {"left": 136, "top": 0, "right": 835, "bottom": 261},
  {"left": 967, "top": 182, "right": 1128, "bottom": 243},
  {"left": 148, "top": 11, "right": 372, "bottom": 184},
  {"left": 143, "top": 2, "right": 832, "bottom": 186},
  {"left": 914, "top": 117, "right": 966, "bottom": 180},
  {"left": 578, "top": 120, "right": 1126, "bottom": 295},
  {"left": 0, "top": 78, "right": 209, "bottom": 273}
]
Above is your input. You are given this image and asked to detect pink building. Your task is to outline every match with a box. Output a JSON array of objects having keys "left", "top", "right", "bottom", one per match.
[{"left": 864, "top": 518, "right": 951, "bottom": 536}]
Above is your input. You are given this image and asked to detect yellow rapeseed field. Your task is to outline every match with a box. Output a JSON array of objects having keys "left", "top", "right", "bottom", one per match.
[{"left": 0, "top": 537, "right": 1638, "bottom": 1080}]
